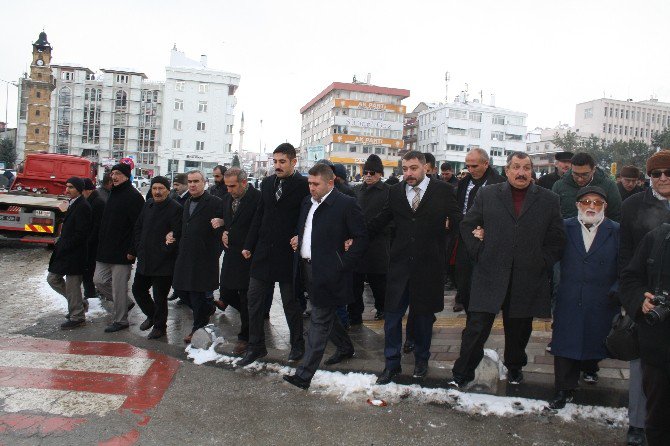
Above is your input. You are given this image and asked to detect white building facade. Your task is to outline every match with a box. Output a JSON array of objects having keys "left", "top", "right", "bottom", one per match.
[{"left": 416, "top": 98, "right": 527, "bottom": 171}]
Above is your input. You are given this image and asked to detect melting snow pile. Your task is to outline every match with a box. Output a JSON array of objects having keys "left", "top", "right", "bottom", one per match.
[{"left": 185, "top": 343, "right": 628, "bottom": 427}]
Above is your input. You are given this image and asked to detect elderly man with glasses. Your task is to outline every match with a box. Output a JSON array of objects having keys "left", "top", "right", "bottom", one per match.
[
  {"left": 548, "top": 186, "right": 620, "bottom": 409},
  {"left": 552, "top": 152, "right": 622, "bottom": 222}
]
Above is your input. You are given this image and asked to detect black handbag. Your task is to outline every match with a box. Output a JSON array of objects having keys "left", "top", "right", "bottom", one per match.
[{"left": 605, "top": 312, "right": 640, "bottom": 361}]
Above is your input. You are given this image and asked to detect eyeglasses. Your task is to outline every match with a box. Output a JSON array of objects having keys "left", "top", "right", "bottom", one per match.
[
  {"left": 572, "top": 171, "right": 593, "bottom": 179},
  {"left": 363, "top": 170, "right": 377, "bottom": 176},
  {"left": 577, "top": 199, "right": 605, "bottom": 208},
  {"left": 650, "top": 169, "right": 670, "bottom": 179}
]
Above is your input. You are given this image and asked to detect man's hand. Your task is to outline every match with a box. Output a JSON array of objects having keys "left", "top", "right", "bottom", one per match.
[
  {"left": 642, "top": 292, "right": 656, "bottom": 314},
  {"left": 242, "top": 250, "right": 251, "bottom": 259},
  {"left": 211, "top": 218, "right": 224, "bottom": 229},
  {"left": 344, "top": 239, "right": 353, "bottom": 251},
  {"left": 222, "top": 231, "right": 229, "bottom": 248},
  {"left": 126, "top": 254, "right": 136, "bottom": 261},
  {"left": 472, "top": 226, "right": 484, "bottom": 241},
  {"left": 290, "top": 236, "right": 298, "bottom": 252},
  {"left": 166, "top": 231, "right": 175, "bottom": 245}
]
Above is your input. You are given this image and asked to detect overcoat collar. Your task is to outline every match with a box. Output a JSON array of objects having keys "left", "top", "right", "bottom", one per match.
[
  {"left": 498, "top": 181, "right": 540, "bottom": 220},
  {"left": 565, "top": 217, "right": 615, "bottom": 257}
]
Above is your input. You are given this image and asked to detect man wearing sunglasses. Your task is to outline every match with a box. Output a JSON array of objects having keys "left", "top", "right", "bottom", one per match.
[
  {"left": 552, "top": 152, "right": 622, "bottom": 222},
  {"left": 619, "top": 149, "right": 670, "bottom": 445}
]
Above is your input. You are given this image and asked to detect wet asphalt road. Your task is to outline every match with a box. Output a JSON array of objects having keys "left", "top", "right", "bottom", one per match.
[{"left": 0, "top": 242, "right": 627, "bottom": 445}]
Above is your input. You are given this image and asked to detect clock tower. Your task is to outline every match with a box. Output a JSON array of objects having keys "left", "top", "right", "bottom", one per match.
[{"left": 24, "top": 31, "right": 54, "bottom": 154}]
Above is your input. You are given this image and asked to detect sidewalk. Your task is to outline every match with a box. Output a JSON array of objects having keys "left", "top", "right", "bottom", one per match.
[{"left": 160, "top": 286, "right": 630, "bottom": 409}]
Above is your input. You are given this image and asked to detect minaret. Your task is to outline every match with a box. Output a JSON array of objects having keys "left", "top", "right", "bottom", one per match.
[
  {"left": 238, "top": 112, "right": 245, "bottom": 152},
  {"left": 25, "top": 31, "right": 55, "bottom": 154}
]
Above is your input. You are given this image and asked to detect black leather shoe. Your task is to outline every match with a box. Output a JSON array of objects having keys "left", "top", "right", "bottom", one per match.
[
  {"left": 376, "top": 367, "right": 401, "bottom": 385},
  {"left": 61, "top": 319, "right": 85, "bottom": 330},
  {"left": 413, "top": 361, "right": 428, "bottom": 378},
  {"left": 147, "top": 328, "right": 165, "bottom": 339},
  {"left": 238, "top": 348, "right": 268, "bottom": 367},
  {"left": 324, "top": 350, "right": 355, "bottom": 366},
  {"left": 508, "top": 369, "right": 524, "bottom": 385},
  {"left": 288, "top": 345, "right": 304, "bottom": 362},
  {"left": 374, "top": 311, "right": 384, "bottom": 320},
  {"left": 548, "top": 390, "right": 574, "bottom": 410},
  {"left": 139, "top": 318, "right": 154, "bottom": 331},
  {"left": 283, "top": 374, "right": 310, "bottom": 390},
  {"left": 402, "top": 340, "right": 415, "bottom": 354},
  {"left": 626, "top": 426, "right": 646, "bottom": 446},
  {"left": 104, "top": 322, "right": 129, "bottom": 333}
]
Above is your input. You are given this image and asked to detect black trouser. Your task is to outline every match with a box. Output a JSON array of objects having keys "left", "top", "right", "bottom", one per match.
[
  {"left": 452, "top": 295, "right": 533, "bottom": 382},
  {"left": 553, "top": 356, "right": 600, "bottom": 391},
  {"left": 174, "top": 290, "right": 213, "bottom": 333},
  {"left": 247, "top": 277, "right": 303, "bottom": 351},
  {"left": 221, "top": 287, "right": 249, "bottom": 341},
  {"left": 454, "top": 237, "right": 474, "bottom": 311},
  {"left": 641, "top": 360, "right": 670, "bottom": 446},
  {"left": 82, "top": 262, "right": 97, "bottom": 298},
  {"left": 131, "top": 273, "right": 172, "bottom": 331},
  {"left": 350, "top": 272, "right": 386, "bottom": 321}
]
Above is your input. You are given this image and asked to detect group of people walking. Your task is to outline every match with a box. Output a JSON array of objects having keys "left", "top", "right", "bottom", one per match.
[{"left": 46, "top": 144, "right": 670, "bottom": 446}]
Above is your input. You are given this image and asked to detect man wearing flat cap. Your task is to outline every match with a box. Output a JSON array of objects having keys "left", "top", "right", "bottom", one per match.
[
  {"left": 537, "top": 151, "right": 573, "bottom": 190},
  {"left": 548, "top": 186, "right": 620, "bottom": 409},
  {"left": 47, "top": 177, "right": 92, "bottom": 329},
  {"left": 94, "top": 162, "right": 145, "bottom": 333},
  {"left": 618, "top": 165, "right": 644, "bottom": 202},
  {"left": 81, "top": 178, "right": 105, "bottom": 300}
]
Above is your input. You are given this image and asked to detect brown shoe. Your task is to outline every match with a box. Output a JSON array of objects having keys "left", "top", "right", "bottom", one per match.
[
  {"left": 214, "top": 300, "right": 228, "bottom": 312},
  {"left": 183, "top": 332, "right": 193, "bottom": 344},
  {"left": 233, "top": 340, "right": 248, "bottom": 356}
]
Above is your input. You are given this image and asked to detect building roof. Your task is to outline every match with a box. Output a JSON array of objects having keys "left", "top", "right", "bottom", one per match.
[
  {"left": 100, "top": 68, "right": 148, "bottom": 79},
  {"left": 300, "top": 82, "right": 410, "bottom": 114},
  {"left": 51, "top": 64, "right": 94, "bottom": 75}
]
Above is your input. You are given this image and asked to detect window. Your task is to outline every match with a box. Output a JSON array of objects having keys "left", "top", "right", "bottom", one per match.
[
  {"left": 175, "top": 81, "right": 185, "bottom": 92},
  {"left": 198, "top": 83, "right": 209, "bottom": 93},
  {"left": 82, "top": 87, "right": 101, "bottom": 144},
  {"left": 468, "top": 128, "right": 481, "bottom": 138},
  {"left": 116, "top": 74, "right": 128, "bottom": 83},
  {"left": 583, "top": 108, "right": 593, "bottom": 119},
  {"left": 198, "top": 101, "right": 208, "bottom": 112},
  {"left": 34, "top": 128, "right": 39, "bottom": 134},
  {"left": 505, "top": 133, "right": 523, "bottom": 141},
  {"left": 449, "top": 109, "right": 467, "bottom": 120},
  {"left": 112, "top": 128, "right": 126, "bottom": 150},
  {"left": 469, "top": 112, "right": 482, "bottom": 122},
  {"left": 174, "top": 99, "right": 183, "bottom": 110},
  {"left": 115, "top": 90, "right": 127, "bottom": 108},
  {"left": 625, "top": 110, "right": 630, "bottom": 119},
  {"left": 197, "top": 121, "right": 206, "bottom": 131},
  {"left": 196, "top": 141, "right": 205, "bottom": 150},
  {"left": 491, "top": 131, "right": 505, "bottom": 141},
  {"left": 604, "top": 107, "right": 608, "bottom": 117},
  {"left": 349, "top": 146, "right": 357, "bottom": 153},
  {"left": 492, "top": 115, "right": 505, "bottom": 125},
  {"left": 490, "top": 147, "right": 504, "bottom": 157},
  {"left": 36, "top": 91, "right": 41, "bottom": 98},
  {"left": 362, "top": 146, "right": 371, "bottom": 154},
  {"left": 447, "top": 144, "right": 465, "bottom": 151},
  {"left": 173, "top": 119, "right": 182, "bottom": 130},
  {"left": 61, "top": 71, "right": 74, "bottom": 81},
  {"left": 172, "top": 139, "right": 181, "bottom": 149},
  {"left": 35, "top": 109, "right": 40, "bottom": 116},
  {"left": 375, "top": 147, "right": 384, "bottom": 154},
  {"left": 447, "top": 127, "right": 466, "bottom": 136},
  {"left": 507, "top": 115, "right": 525, "bottom": 126}
]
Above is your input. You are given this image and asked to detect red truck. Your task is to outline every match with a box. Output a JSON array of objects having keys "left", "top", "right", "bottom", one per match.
[{"left": 0, "top": 153, "right": 97, "bottom": 244}]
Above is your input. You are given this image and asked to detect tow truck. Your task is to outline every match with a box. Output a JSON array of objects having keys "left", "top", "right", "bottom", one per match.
[{"left": 0, "top": 153, "right": 97, "bottom": 245}]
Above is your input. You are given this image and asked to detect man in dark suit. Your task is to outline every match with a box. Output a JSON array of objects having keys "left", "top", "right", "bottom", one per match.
[
  {"left": 450, "top": 151, "right": 566, "bottom": 388},
  {"left": 368, "top": 151, "right": 460, "bottom": 384},
  {"left": 81, "top": 178, "right": 105, "bottom": 300},
  {"left": 239, "top": 143, "right": 309, "bottom": 366},
  {"left": 283, "top": 163, "right": 368, "bottom": 389},
  {"left": 170, "top": 173, "right": 191, "bottom": 206},
  {"left": 536, "top": 151, "right": 573, "bottom": 191},
  {"left": 169, "top": 170, "right": 224, "bottom": 343},
  {"left": 217, "top": 168, "right": 261, "bottom": 355},
  {"left": 47, "top": 177, "right": 92, "bottom": 329}
]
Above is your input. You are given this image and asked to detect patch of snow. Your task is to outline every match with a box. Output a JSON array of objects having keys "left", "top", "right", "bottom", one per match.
[
  {"left": 34, "top": 276, "right": 106, "bottom": 318},
  {"left": 184, "top": 345, "right": 628, "bottom": 426}
]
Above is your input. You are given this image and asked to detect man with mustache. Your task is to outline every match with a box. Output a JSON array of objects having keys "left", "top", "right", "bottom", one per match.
[{"left": 450, "top": 151, "right": 566, "bottom": 389}]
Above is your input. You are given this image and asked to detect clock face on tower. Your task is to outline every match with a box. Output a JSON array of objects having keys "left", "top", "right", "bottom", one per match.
[{"left": 36, "top": 59, "right": 44, "bottom": 66}]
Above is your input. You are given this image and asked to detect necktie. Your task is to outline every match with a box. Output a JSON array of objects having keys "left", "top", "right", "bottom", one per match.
[
  {"left": 275, "top": 179, "right": 284, "bottom": 201},
  {"left": 232, "top": 198, "right": 240, "bottom": 215},
  {"left": 411, "top": 186, "right": 421, "bottom": 211}
]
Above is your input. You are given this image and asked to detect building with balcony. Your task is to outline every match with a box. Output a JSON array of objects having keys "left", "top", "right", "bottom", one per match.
[
  {"left": 299, "top": 81, "right": 410, "bottom": 178},
  {"left": 526, "top": 124, "right": 589, "bottom": 174}
]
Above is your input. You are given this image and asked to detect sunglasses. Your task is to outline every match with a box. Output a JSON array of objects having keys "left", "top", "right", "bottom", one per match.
[
  {"left": 650, "top": 169, "right": 670, "bottom": 179},
  {"left": 363, "top": 170, "right": 377, "bottom": 176},
  {"left": 577, "top": 199, "right": 605, "bottom": 208}
]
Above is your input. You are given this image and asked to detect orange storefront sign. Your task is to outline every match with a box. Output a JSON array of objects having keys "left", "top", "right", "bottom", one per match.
[
  {"left": 334, "top": 99, "right": 406, "bottom": 114},
  {"left": 330, "top": 157, "right": 398, "bottom": 167},
  {"left": 332, "top": 134, "right": 404, "bottom": 148}
]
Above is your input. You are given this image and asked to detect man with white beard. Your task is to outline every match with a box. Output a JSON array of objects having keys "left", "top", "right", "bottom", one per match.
[{"left": 548, "top": 186, "right": 620, "bottom": 409}]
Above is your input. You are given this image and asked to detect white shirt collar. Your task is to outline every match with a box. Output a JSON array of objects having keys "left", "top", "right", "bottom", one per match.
[{"left": 406, "top": 175, "right": 430, "bottom": 193}]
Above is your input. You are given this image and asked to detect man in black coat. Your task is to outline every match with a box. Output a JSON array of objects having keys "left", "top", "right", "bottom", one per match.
[
  {"left": 440, "top": 162, "right": 459, "bottom": 187},
  {"left": 170, "top": 173, "right": 191, "bottom": 206},
  {"left": 350, "top": 154, "right": 390, "bottom": 323},
  {"left": 239, "top": 143, "right": 309, "bottom": 366},
  {"left": 47, "top": 177, "right": 92, "bottom": 329},
  {"left": 620, "top": 224, "right": 670, "bottom": 446},
  {"left": 536, "top": 151, "right": 573, "bottom": 190},
  {"left": 94, "top": 163, "right": 145, "bottom": 333},
  {"left": 131, "top": 176, "right": 182, "bottom": 340},
  {"left": 81, "top": 178, "right": 105, "bottom": 299},
  {"left": 450, "top": 152, "right": 566, "bottom": 388},
  {"left": 454, "top": 148, "right": 506, "bottom": 312},
  {"left": 170, "top": 170, "right": 224, "bottom": 343},
  {"left": 368, "top": 151, "right": 460, "bottom": 384},
  {"left": 208, "top": 165, "right": 229, "bottom": 200},
  {"left": 619, "top": 150, "right": 670, "bottom": 445},
  {"left": 217, "top": 168, "right": 261, "bottom": 355},
  {"left": 283, "top": 163, "right": 368, "bottom": 390},
  {"left": 618, "top": 165, "right": 645, "bottom": 202}
]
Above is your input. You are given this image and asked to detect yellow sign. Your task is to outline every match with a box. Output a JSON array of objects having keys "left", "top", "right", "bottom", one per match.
[
  {"left": 334, "top": 99, "right": 406, "bottom": 114},
  {"left": 610, "top": 162, "right": 617, "bottom": 175},
  {"left": 330, "top": 157, "right": 397, "bottom": 167},
  {"left": 332, "top": 134, "right": 404, "bottom": 148}
]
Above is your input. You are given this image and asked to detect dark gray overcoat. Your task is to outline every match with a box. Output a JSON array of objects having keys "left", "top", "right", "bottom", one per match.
[
  {"left": 460, "top": 182, "right": 566, "bottom": 318},
  {"left": 353, "top": 180, "right": 391, "bottom": 274}
]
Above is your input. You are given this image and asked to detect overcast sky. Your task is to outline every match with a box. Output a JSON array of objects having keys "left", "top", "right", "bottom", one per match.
[{"left": 1, "top": 0, "right": 668, "bottom": 154}]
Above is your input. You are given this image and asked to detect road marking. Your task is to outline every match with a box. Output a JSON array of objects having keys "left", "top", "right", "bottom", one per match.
[
  {"left": 0, "top": 350, "right": 154, "bottom": 376},
  {"left": 0, "top": 387, "right": 126, "bottom": 417}
]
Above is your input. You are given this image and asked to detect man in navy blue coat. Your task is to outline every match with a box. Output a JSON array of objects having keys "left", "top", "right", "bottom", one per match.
[{"left": 283, "top": 163, "right": 368, "bottom": 390}]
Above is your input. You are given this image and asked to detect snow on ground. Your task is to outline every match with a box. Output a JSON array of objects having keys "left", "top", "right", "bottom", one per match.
[
  {"left": 35, "top": 276, "right": 107, "bottom": 318},
  {"left": 185, "top": 343, "right": 628, "bottom": 427}
]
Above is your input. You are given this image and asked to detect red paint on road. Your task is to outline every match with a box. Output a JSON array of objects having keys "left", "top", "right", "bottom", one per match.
[
  {"left": 0, "top": 414, "right": 87, "bottom": 436},
  {"left": 98, "top": 429, "right": 140, "bottom": 446}
]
